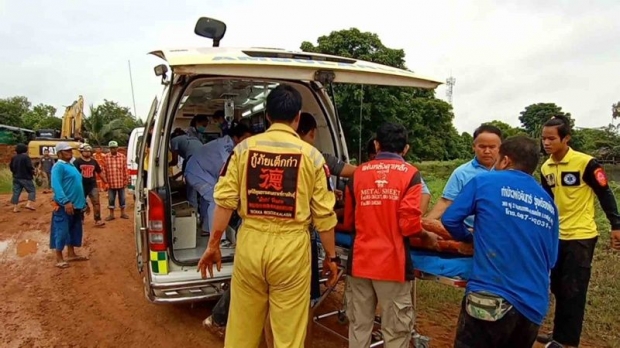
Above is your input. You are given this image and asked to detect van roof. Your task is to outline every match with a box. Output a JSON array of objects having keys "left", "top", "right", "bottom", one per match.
[{"left": 149, "top": 47, "right": 443, "bottom": 89}]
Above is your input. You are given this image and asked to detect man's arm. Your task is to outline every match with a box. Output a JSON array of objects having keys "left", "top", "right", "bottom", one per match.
[
  {"left": 441, "top": 178, "right": 478, "bottom": 243},
  {"left": 583, "top": 159, "right": 620, "bottom": 230},
  {"left": 26, "top": 157, "right": 35, "bottom": 175},
  {"left": 426, "top": 171, "right": 461, "bottom": 219},
  {"left": 339, "top": 164, "right": 357, "bottom": 178},
  {"left": 420, "top": 177, "right": 431, "bottom": 214},
  {"left": 211, "top": 151, "right": 241, "bottom": 247},
  {"left": 339, "top": 180, "right": 355, "bottom": 232},
  {"left": 312, "top": 161, "right": 338, "bottom": 259},
  {"left": 398, "top": 171, "right": 423, "bottom": 237},
  {"left": 51, "top": 165, "right": 70, "bottom": 205},
  {"left": 95, "top": 161, "right": 108, "bottom": 183},
  {"left": 323, "top": 152, "right": 357, "bottom": 179},
  {"left": 549, "top": 208, "right": 560, "bottom": 270}
]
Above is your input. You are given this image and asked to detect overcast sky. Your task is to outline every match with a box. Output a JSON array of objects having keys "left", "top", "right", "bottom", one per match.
[{"left": 1, "top": 0, "right": 618, "bottom": 134}]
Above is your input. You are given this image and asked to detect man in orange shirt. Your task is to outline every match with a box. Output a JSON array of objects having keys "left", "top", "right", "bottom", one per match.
[
  {"left": 93, "top": 145, "right": 108, "bottom": 192},
  {"left": 342, "top": 122, "right": 439, "bottom": 348}
]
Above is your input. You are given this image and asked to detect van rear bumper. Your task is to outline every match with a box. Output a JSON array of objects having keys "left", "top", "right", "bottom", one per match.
[{"left": 147, "top": 277, "right": 231, "bottom": 304}]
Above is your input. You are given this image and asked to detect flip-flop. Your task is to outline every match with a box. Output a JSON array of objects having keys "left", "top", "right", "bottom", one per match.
[
  {"left": 105, "top": 216, "right": 115, "bottom": 221},
  {"left": 67, "top": 256, "right": 89, "bottom": 262},
  {"left": 55, "top": 261, "right": 70, "bottom": 269},
  {"left": 95, "top": 221, "right": 106, "bottom": 227},
  {"left": 120, "top": 214, "right": 129, "bottom": 219},
  {"left": 25, "top": 206, "right": 36, "bottom": 211}
]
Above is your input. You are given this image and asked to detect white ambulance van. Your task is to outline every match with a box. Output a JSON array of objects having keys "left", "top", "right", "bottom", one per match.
[
  {"left": 134, "top": 17, "right": 442, "bottom": 304},
  {"left": 127, "top": 127, "right": 144, "bottom": 195}
]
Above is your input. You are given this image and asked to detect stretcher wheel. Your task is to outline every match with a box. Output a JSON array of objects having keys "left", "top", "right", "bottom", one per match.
[{"left": 337, "top": 311, "right": 348, "bottom": 325}]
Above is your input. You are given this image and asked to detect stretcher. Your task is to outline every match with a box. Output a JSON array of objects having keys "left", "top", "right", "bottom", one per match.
[{"left": 312, "top": 232, "right": 472, "bottom": 348}]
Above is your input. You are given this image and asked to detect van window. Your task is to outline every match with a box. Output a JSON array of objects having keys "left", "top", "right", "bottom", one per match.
[{"left": 135, "top": 135, "right": 143, "bottom": 159}]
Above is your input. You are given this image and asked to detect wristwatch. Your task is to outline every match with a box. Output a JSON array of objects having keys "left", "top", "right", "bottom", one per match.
[{"left": 327, "top": 255, "right": 341, "bottom": 264}]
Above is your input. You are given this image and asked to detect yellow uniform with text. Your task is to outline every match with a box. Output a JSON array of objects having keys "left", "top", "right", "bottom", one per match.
[
  {"left": 541, "top": 148, "right": 600, "bottom": 240},
  {"left": 214, "top": 123, "right": 337, "bottom": 348}
]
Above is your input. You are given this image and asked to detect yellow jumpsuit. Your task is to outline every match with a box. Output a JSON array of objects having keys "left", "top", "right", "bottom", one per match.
[{"left": 214, "top": 123, "right": 337, "bottom": 348}]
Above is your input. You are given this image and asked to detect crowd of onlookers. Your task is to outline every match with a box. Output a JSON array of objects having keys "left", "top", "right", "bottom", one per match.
[{"left": 9, "top": 141, "right": 129, "bottom": 268}]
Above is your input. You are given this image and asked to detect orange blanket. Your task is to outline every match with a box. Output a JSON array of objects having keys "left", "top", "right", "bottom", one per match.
[{"left": 409, "top": 218, "right": 473, "bottom": 256}]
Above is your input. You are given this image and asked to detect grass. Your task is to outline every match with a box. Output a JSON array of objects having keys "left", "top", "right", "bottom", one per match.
[
  {"left": 414, "top": 161, "right": 620, "bottom": 348},
  {"left": 0, "top": 167, "right": 12, "bottom": 194}
]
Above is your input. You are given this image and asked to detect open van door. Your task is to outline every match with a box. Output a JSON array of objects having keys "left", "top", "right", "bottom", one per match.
[{"left": 134, "top": 96, "right": 159, "bottom": 274}]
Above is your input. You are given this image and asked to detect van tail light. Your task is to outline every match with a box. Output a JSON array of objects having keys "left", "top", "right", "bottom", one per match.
[{"left": 148, "top": 190, "right": 168, "bottom": 252}]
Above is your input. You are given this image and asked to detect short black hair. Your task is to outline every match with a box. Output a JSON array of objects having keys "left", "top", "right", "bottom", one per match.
[
  {"left": 266, "top": 84, "right": 302, "bottom": 123},
  {"left": 366, "top": 136, "right": 377, "bottom": 155},
  {"left": 473, "top": 124, "right": 503, "bottom": 140},
  {"left": 190, "top": 114, "right": 209, "bottom": 127},
  {"left": 228, "top": 122, "right": 253, "bottom": 138},
  {"left": 543, "top": 115, "right": 571, "bottom": 139},
  {"left": 15, "top": 143, "right": 28, "bottom": 154},
  {"left": 376, "top": 123, "right": 408, "bottom": 153},
  {"left": 499, "top": 135, "right": 540, "bottom": 174},
  {"left": 297, "top": 112, "right": 317, "bottom": 136},
  {"left": 213, "top": 110, "right": 225, "bottom": 119}
]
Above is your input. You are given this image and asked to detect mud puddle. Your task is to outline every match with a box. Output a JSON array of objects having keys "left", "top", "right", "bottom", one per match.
[{"left": 16, "top": 239, "right": 39, "bottom": 257}]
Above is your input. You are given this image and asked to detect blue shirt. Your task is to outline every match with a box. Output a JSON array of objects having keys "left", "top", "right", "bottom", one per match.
[
  {"left": 184, "top": 135, "right": 235, "bottom": 200},
  {"left": 170, "top": 134, "right": 203, "bottom": 159},
  {"left": 441, "top": 170, "right": 559, "bottom": 325},
  {"left": 442, "top": 157, "right": 493, "bottom": 227},
  {"left": 51, "top": 160, "right": 86, "bottom": 209}
]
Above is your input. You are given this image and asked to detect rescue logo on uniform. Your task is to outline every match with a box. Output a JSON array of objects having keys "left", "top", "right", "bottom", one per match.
[
  {"left": 561, "top": 171, "right": 580, "bottom": 187},
  {"left": 246, "top": 151, "right": 301, "bottom": 219},
  {"left": 545, "top": 173, "right": 556, "bottom": 188},
  {"left": 594, "top": 167, "right": 608, "bottom": 187}
]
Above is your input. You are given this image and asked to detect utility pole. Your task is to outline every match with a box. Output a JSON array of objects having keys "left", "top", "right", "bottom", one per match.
[
  {"left": 128, "top": 60, "right": 138, "bottom": 118},
  {"left": 358, "top": 85, "right": 364, "bottom": 162},
  {"left": 446, "top": 75, "right": 456, "bottom": 105}
]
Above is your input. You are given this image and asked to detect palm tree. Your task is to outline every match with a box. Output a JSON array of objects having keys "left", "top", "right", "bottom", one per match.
[{"left": 82, "top": 104, "right": 132, "bottom": 146}]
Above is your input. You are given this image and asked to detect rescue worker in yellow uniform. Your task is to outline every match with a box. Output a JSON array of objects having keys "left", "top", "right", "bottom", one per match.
[
  {"left": 197, "top": 84, "right": 340, "bottom": 348},
  {"left": 538, "top": 115, "right": 620, "bottom": 348}
]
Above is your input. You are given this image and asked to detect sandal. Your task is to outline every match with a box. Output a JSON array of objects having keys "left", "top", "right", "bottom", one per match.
[
  {"left": 55, "top": 261, "right": 70, "bottom": 269},
  {"left": 25, "top": 206, "right": 36, "bottom": 211},
  {"left": 67, "top": 256, "right": 89, "bottom": 262},
  {"left": 120, "top": 214, "right": 129, "bottom": 219},
  {"left": 95, "top": 220, "right": 106, "bottom": 227},
  {"left": 105, "top": 216, "right": 115, "bottom": 221}
]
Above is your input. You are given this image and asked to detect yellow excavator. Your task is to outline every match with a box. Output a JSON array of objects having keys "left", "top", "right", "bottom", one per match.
[{"left": 28, "top": 95, "right": 84, "bottom": 164}]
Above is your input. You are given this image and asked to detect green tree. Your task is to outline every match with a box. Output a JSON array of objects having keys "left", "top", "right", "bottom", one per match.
[
  {"left": 301, "top": 28, "right": 460, "bottom": 162},
  {"left": 518, "top": 103, "right": 573, "bottom": 136},
  {"left": 22, "top": 103, "right": 59, "bottom": 130},
  {"left": 0, "top": 96, "right": 31, "bottom": 128},
  {"left": 482, "top": 120, "right": 527, "bottom": 138},
  {"left": 83, "top": 100, "right": 141, "bottom": 146}
]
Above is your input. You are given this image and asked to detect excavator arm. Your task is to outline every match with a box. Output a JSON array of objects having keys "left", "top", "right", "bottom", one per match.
[{"left": 60, "top": 95, "right": 84, "bottom": 140}]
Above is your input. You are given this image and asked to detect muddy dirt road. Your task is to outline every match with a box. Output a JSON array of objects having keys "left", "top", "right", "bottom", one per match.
[{"left": 0, "top": 191, "right": 552, "bottom": 348}]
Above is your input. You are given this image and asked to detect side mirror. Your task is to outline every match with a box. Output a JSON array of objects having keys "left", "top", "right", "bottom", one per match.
[
  {"left": 194, "top": 17, "right": 227, "bottom": 47},
  {"left": 154, "top": 64, "right": 169, "bottom": 85}
]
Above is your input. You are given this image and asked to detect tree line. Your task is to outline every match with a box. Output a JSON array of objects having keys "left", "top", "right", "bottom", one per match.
[
  {"left": 300, "top": 28, "right": 620, "bottom": 162},
  {"left": 0, "top": 97, "right": 143, "bottom": 146}
]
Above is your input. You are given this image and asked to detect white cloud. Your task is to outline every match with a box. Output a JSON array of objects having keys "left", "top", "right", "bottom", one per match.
[{"left": 1, "top": 0, "right": 618, "bottom": 135}]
